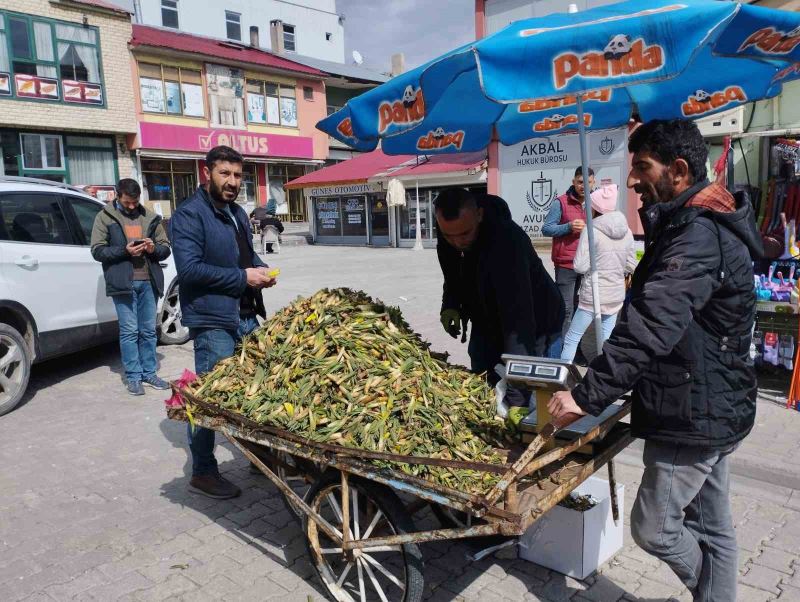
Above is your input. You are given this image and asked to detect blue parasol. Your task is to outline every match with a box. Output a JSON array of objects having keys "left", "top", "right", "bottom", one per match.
[{"left": 319, "top": 0, "right": 800, "bottom": 355}]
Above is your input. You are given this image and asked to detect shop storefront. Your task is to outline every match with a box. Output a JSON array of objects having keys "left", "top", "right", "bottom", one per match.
[
  {"left": 286, "top": 149, "right": 488, "bottom": 247},
  {"left": 0, "top": 128, "right": 120, "bottom": 185},
  {"left": 307, "top": 183, "right": 390, "bottom": 246},
  {"left": 133, "top": 121, "right": 317, "bottom": 218}
]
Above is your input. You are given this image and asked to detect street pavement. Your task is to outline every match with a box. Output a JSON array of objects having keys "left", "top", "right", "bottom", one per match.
[{"left": 1, "top": 245, "right": 799, "bottom": 601}]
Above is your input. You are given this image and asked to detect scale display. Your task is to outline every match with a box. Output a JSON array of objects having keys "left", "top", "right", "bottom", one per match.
[
  {"left": 508, "top": 362, "right": 533, "bottom": 376},
  {"left": 535, "top": 365, "right": 559, "bottom": 377}
]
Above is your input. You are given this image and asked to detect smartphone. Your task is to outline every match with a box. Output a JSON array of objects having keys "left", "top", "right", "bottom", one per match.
[{"left": 132, "top": 239, "right": 146, "bottom": 245}]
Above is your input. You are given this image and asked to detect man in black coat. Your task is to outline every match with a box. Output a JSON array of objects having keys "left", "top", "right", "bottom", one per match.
[
  {"left": 548, "top": 119, "right": 761, "bottom": 602},
  {"left": 435, "top": 189, "right": 564, "bottom": 403}
]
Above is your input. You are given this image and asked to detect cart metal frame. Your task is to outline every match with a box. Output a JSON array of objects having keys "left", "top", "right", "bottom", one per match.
[{"left": 169, "top": 388, "right": 633, "bottom": 601}]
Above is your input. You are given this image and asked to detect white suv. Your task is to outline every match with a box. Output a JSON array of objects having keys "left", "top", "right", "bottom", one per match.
[{"left": 0, "top": 177, "right": 189, "bottom": 415}]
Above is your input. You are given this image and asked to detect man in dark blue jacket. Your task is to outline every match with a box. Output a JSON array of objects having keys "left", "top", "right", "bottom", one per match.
[{"left": 171, "top": 146, "right": 276, "bottom": 499}]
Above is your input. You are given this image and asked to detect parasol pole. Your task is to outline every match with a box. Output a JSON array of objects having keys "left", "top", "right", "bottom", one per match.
[
  {"left": 413, "top": 178, "right": 424, "bottom": 251},
  {"left": 576, "top": 96, "right": 604, "bottom": 357}
]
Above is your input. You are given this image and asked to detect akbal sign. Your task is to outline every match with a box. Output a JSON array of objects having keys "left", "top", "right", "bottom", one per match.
[{"left": 499, "top": 128, "right": 627, "bottom": 237}]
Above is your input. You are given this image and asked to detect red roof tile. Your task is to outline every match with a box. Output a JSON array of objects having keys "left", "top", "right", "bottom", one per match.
[
  {"left": 285, "top": 148, "right": 486, "bottom": 189},
  {"left": 131, "top": 25, "right": 325, "bottom": 77}
]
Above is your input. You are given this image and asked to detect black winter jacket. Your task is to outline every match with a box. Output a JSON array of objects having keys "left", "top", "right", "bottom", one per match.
[
  {"left": 437, "top": 194, "right": 564, "bottom": 373},
  {"left": 572, "top": 181, "right": 762, "bottom": 448},
  {"left": 90, "top": 203, "right": 171, "bottom": 297}
]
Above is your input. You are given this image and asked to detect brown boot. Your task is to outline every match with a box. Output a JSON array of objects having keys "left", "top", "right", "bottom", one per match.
[{"left": 188, "top": 474, "right": 242, "bottom": 499}]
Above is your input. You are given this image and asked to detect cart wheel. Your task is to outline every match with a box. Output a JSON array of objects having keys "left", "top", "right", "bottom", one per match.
[
  {"left": 431, "top": 504, "right": 474, "bottom": 529},
  {"left": 304, "top": 473, "right": 424, "bottom": 602}
]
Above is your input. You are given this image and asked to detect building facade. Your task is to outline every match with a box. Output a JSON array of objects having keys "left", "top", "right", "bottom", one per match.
[
  {"left": 0, "top": 0, "right": 138, "bottom": 192},
  {"left": 135, "top": 0, "right": 345, "bottom": 63},
  {"left": 128, "top": 24, "right": 329, "bottom": 221}
]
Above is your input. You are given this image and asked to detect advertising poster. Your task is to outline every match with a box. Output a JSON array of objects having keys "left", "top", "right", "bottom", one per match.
[
  {"left": 266, "top": 96, "right": 280, "bottom": 124},
  {"left": 140, "top": 78, "right": 164, "bottom": 112},
  {"left": 182, "top": 83, "right": 204, "bottom": 117},
  {"left": 15, "top": 74, "right": 59, "bottom": 100},
  {"left": 0, "top": 73, "right": 10, "bottom": 95},
  {"left": 316, "top": 199, "right": 341, "bottom": 235},
  {"left": 280, "top": 97, "right": 298, "bottom": 127},
  {"left": 247, "top": 93, "right": 266, "bottom": 123},
  {"left": 165, "top": 81, "right": 181, "bottom": 114},
  {"left": 499, "top": 128, "right": 627, "bottom": 237},
  {"left": 63, "top": 80, "right": 103, "bottom": 105}
]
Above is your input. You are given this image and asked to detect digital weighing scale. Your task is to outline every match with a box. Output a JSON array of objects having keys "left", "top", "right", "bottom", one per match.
[{"left": 501, "top": 354, "right": 627, "bottom": 449}]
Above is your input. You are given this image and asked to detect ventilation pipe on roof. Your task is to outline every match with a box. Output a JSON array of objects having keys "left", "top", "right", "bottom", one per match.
[
  {"left": 133, "top": 0, "right": 143, "bottom": 23},
  {"left": 270, "top": 20, "right": 285, "bottom": 54},
  {"left": 250, "top": 25, "right": 260, "bottom": 48},
  {"left": 391, "top": 53, "right": 405, "bottom": 76}
]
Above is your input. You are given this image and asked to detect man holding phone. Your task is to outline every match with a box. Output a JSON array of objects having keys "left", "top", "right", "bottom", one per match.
[
  {"left": 171, "top": 145, "right": 277, "bottom": 499},
  {"left": 91, "top": 178, "right": 172, "bottom": 396}
]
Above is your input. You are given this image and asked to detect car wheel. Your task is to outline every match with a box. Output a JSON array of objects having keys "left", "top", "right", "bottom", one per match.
[
  {"left": 0, "top": 323, "right": 32, "bottom": 416},
  {"left": 158, "top": 283, "right": 190, "bottom": 345}
]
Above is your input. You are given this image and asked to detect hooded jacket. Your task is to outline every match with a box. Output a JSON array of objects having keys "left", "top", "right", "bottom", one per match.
[
  {"left": 573, "top": 211, "right": 637, "bottom": 315},
  {"left": 572, "top": 181, "right": 762, "bottom": 448},
  {"left": 437, "top": 194, "right": 564, "bottom": 373},
  {"left": 90, "top": 202, "right": 171, "bottom": 297}
]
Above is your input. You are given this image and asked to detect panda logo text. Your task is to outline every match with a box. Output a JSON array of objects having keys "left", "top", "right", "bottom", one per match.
[
  {"left": 681, "top": 87, "right": 747, "bottom": 117},
  {"left": 519, "top": 89, "right": 612, "bottom": 113},
  {"left": 378, "top": 85, "right": 425, "bottom": 134},
  {"left": 416, "top": 128, "right": 465, "bottom": 151},
  {"left": 337, "top": 117, "right": 354, "bottom": 138},
  {"left": 553, "top": 35, "right": 665, "bottom": 89},
  {"left": 533, "top": 113, "right": 592, "bottom": 132},
  {"left": 739, "top": 26, "right": 800, "bottom": 55}
]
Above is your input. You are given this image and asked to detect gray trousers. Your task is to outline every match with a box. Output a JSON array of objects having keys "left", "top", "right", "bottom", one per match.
[{"left": 631, "top": 440, "right": 738, "bottom": 602}]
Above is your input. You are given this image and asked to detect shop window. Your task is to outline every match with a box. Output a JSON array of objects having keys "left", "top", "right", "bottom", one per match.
[
  {"left": 247, "top": 80, "right": 297, "bottom": 127},
  {"left": 65, "top": 136, "right": 116, "bottom": 185},
  {"left": 268, "top": 163, "right": 306, "bottom": 221},
  {"left": 138, "top": 63, "right": 204, "bottom": 117},
  {"left": 161, "top": 0, "right": 179, "bottom": 29},
  {"left": 20, "top": 133, "right": 64, "bottom": 171},
  {"left": 225, "top": 11, "right": 241, "bottom": 41},
  {"left": 142, "top": 159, "right": 197, "bottom": 210},
  {"left": 0, "top": 12, "right": 104, "bottom": 104},
  {"left": 283, "top": 24, "right": 296, "bottom": 52},
  {"left": 400, "top": 189, "right": 434, "bottom": 240},
  {"left": 235, "top": 163, "right": 258, "bottom": 211},
  {"left": 206, "top": 63, "right": 245, "bottom": 127},
  {"left": 315, "top": 198, "right": 341, "bottom": 237}
]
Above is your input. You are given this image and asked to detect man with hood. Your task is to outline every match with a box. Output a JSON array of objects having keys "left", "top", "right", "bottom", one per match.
[
  {"left": 548, "top": 119, "right": 761, "bottom": 602},
  {"left": 91, "top": 178, "right": 171, "bottom": 396},
  {"left": 436, "top": 189, "right": 564, "bottom": 404}
]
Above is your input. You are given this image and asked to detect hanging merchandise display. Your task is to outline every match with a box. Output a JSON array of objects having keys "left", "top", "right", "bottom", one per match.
[{"left": 748, "top": 136, "right": 800, "bottom": 410}]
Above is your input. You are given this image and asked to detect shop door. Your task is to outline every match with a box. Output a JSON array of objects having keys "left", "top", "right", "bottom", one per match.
[{"left": 368, "top": 196, "right": 390, "bottom": 246}]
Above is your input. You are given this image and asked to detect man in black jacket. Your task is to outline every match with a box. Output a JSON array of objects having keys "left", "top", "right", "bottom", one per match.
[
  {"left": 436, "top": 189, "right": 564, "bottom": 403},
  {"left": 548, "top": 120, "right": 761, "bottom": 602}
]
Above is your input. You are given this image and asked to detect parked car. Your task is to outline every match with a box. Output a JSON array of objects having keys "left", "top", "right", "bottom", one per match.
[{"left": 0, "top": 176, "right": 189, "bottom": 416}]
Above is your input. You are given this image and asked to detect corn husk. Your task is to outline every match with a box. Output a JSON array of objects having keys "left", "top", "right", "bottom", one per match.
[{"left": 187, "top": 288, "right": 510, "bottom": 494}]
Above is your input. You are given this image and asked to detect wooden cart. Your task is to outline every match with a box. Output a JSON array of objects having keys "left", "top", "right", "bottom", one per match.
[{"left": 168, "top": 389, "right": 633, "bottom": 602}]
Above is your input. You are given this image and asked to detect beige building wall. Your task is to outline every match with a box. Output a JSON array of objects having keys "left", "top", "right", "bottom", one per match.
[
  {"left": 0, "top": 0, "right": 138, "bottom": 177},
  {"left": 0, "top": 0, "right": 137, "bottom": 134}
]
